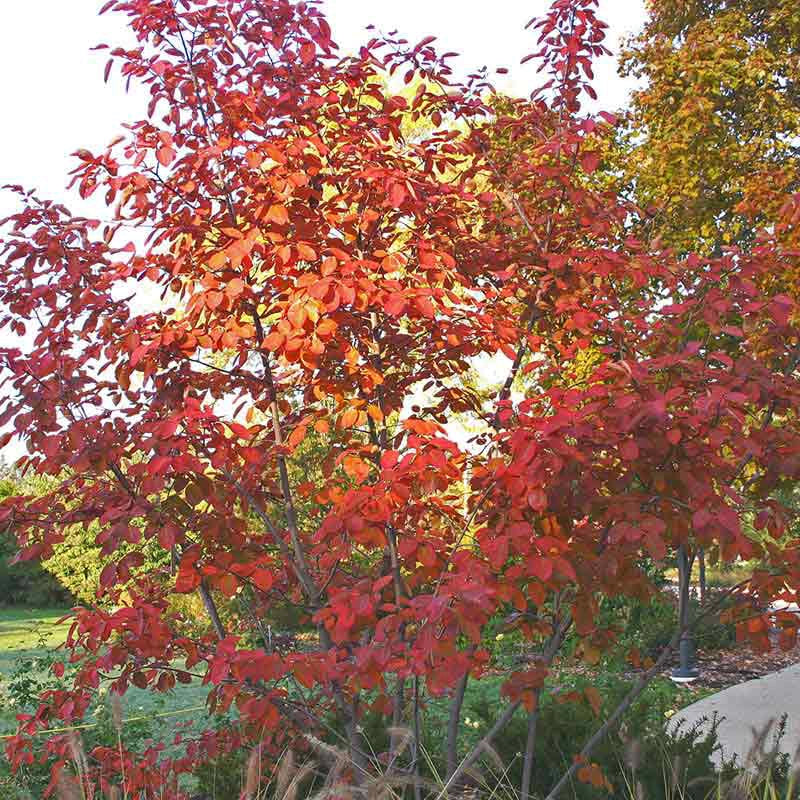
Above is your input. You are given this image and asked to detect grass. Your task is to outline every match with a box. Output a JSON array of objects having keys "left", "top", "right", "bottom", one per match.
[
  {"left": 0, "top": 605, "right": 225, "bottom": 798},
  {"left": 0, "top": 606, "right": 72, "bottom": 733},
  {"left": 0, "top": 606, "right": 69, "bottom": 651},
  {"left": 0, "top": 606, "right": 217, "bottom": 742},
  {"left": 663, "top": 558, "right": 759, "bottom": 588}
]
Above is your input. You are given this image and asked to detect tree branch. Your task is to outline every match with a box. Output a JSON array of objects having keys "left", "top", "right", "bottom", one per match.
[{"left": 198, "top": 580, "right": 227, "bottom": 640}]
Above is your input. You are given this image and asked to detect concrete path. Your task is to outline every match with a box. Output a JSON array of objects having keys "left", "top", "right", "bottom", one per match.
[{"left": 670, "top": 663, "right": 800, "bottom": 767}]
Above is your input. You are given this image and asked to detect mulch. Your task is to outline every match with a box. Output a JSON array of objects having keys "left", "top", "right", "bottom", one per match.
[
  {"left": 666, "top": 633, "right": 800, "bottom": 692},
  {"left": 549, "top": 631, "right": 800, "bottom": 702}
]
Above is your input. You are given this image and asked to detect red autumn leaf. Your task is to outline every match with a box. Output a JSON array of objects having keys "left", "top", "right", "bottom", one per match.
[
  {"left": 299, "top": 42, "right": 315, "bottom": 65},
  {"left": 156, "top": 145, "right": 175, "bottom": 166},
  {"left": 388, "top": 183, "right": 407, "bottom": 208},
  {"left": 527, "top": 488, "right": 548, "bottom": 511},
  {"left": 417, "top": 544, "right": 437, "bottom": 568},
  {"left": 217, "top": 573, "right": 239, "bottom": 597},
  {"left": 380, "top": 450, "right": 399, "bottom": 469},
  {"left": 241, "top": 447, "right": 262, "bottom": 465},
  {"left": 384, "top": 293, "right": 406, "bottom": 316},
  {"left": 666, "top": 428, "right": 682, "bottom": 445},
  {"left": 580, "top": 151, "right": 600, "bottom": 173},
  {"left": 620, "top": 440, "right": 639, "bottom": 460},
  {"left": 252, "top": 569, "right": 274, "bottom": 592}
]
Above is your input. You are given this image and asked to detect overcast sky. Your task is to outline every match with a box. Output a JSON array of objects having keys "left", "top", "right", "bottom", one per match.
[
  {"left": 0, "top": 1, "right": 646, "bottom": 218},
  {"left": 0, "top": 0, "right": 647, "bottom": 462}
]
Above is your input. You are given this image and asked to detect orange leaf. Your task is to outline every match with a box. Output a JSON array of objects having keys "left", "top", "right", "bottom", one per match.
[
  {"left": 157, "top": 145, "right": 175, "bottom": 166},
  {"left": 288, "top": 304, "right": 308, "bottom": 329},
  {"left": 225, "top": 277, "right": 245, "bottom": 298},
  {"left": 288, "top": 424, "right": 307, "bottom": 450},
  {"left": 342, "top": 454, "right": 370, "bottom": 484},
  {"left": 263, "top": 331, "right": 284, "bottom": 351},
  {"left": 246, "top": 150, "right": 264, "bottom": 169},
  {"left": 208, "top": 251, "right": 227, "bottom": 269},
  {"left": 267, "top": 204, "right": 289, "bottom": 225},
  {"left": 297, "top": 243, "right": 317, "bottom": 261},
  {"left": 339, "top": 408, "right": 359, "bottom": 429}
]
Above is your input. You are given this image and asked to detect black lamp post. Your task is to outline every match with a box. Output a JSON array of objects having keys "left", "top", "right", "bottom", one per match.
[{"left": 671, "top": 544, "right": 699, "bottom": 683}]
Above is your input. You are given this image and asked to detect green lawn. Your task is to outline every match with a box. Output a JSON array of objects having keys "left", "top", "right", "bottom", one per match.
[
  {"left": 0, "top": 606, "right": 69, "bottom": 651},
  {"left": 0, "top": 606, "right": 228, "bottom": 797},
  {"left": 0, "top": 607, "right": 73, "bottom": 734},
  {"left": 0, "top": 606, "right": 217, "bottom": 742}
]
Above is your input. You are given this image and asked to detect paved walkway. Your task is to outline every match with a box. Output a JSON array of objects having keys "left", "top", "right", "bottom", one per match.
[{"left": 671, "top": 663, "right": 800, "bottom": 766}]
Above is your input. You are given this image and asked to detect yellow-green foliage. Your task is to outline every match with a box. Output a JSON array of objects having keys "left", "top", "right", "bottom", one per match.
[{"left": 620, "top": 0, "right": 800, "bottom": 255}]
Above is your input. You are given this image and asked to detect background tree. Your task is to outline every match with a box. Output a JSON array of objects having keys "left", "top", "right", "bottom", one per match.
[
  {"left": 619, "top": 0, "right": 800, "bottom": 600},
  {"left": 619, "top": 0, "right": 800, "bottom": 255}
]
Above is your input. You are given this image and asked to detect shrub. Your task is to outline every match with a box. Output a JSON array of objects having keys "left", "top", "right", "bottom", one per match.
[
  {"left": 0, "top": 479, "right": 72, "bottom": 607},
  {"left": 606, "top": 590, "right": 736, "bottom": 664},
  {"left": 0, "top": 530, "right": 71, "bottom": 607},
  {"left": 3, "top": 0, "right": 800, "bottom": 795}
]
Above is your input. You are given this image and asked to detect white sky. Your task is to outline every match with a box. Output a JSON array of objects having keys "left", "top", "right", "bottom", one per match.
[
  {"left": 0, "top": 0, "right": 646, "bottom": 462},
  {"left": 0, "top": 1, "right": 646, "bottom": 218}
]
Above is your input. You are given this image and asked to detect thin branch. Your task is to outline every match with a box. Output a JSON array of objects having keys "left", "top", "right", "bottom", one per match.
[
  {"left": 436, "top": 701, "right": 522, "bottom": 800},
  {"left": 521, "top": 612, "right": 573, "bottom": 800},
  {"left": 198, "top": 580, "right": 227, "bottom": 640}
]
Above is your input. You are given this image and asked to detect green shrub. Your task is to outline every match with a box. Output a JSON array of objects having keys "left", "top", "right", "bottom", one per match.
[
  {"left": 1, "top": 471, "right": 169, "bottom": 606},
  {"left": 604, "top": 590, "right": 736, "bottom": 664},
  {"left": 0, "top": 529, "right": 72, "bottom": 607},
  {"left": 42, "top": 520, "right": 170, "bottom": 605},
  {"left": 193, "top": 748, "right": 247, "bottom": 799},
  {"left": 445, "top": 673, "right": 718, "bottom": 799}
]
